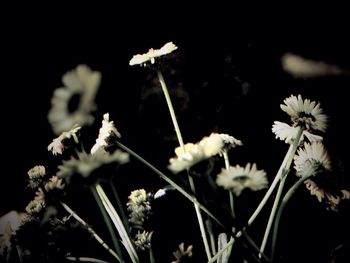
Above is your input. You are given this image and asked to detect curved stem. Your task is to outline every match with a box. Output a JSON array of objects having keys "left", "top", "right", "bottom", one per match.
[
  {"left": 90, "top": 185, "right": 124, "bottom": 262},
  {"left": 61, "top": 202, "right": 122, "bottom": 262},
  {"left": 115, "top": 140, "right": 223, "bottom": 228},
  {"left": 65, "top": 256, "right": 112, "bottom": 263},
  {"left": 271, "top": 174, "right": 313, "bottom": 261},
  {"left": 248, "top": 127, "right": 303, "bottom": 226}
]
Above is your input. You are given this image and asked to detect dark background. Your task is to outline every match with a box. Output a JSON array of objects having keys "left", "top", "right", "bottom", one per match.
[{"left": 1, "top": 8, "right": 350, "bottom": 262}]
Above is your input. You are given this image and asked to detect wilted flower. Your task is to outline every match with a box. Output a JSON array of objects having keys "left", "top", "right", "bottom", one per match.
[
  {"left": 216, "top": 163, "right": 268, "bottom": 196},
  {"left": 272, "top": 121, "right": 323, "bottom": 144},
  {"left": 134, "top": 230, "right": 153, "bottom": 251},
  {"left": 27, "top": 165, "right": 46, "bottom": 189},
  {"left": 48, "top": 65, "right": 101, "bottom": 135},
  {"left": 127, "top": 189, "right": 151, "bottom": 228},
  {"left": 129, "top": 42, "right": 178, "bottom": 66},
  {"left": 280, "top": 94, "right": 327, "bottom": 132},
  {"left": 168, "top": 133, "right": 242, "bottom": 173},
  {"left": 172, "top": 242, "right": 193, "bottom": 263},
  {"left": 48, "top": 126, "right": 81, "bottom": 155},
  {"left": 91, "top": 113, "right": 121, "bottom": 154}
]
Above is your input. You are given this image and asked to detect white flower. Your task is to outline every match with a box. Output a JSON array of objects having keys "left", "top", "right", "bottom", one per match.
[
  {"left": 91, "top": 113, "right": 121, "bottom": 154},
  {"left": 304, "top": 180, "right": 350, "bottom": 211},
  {"left": 48, "top": 126, "right": 81, "bottom": 155},
  {"left": 281, "top": 53, "right": 346, "bottom": 78},
  {"left": 134, "top": 231, "right": 153, "bottom": 251},
  {"left": 294, "top": 142, "right": 331, "bottom": 177},
  {"left": 48, "top": 65, "right": 101, "bottom": 135},
  {"left": 216, "top": 163, "right": 268, "bottom": 196},
  {"left": 172, "top": 242, "right": 193, "bottom": 263},
  {"left": 57, "top": 149, "right": 129, "bottom": 182},
  {"left": 25, "top": 197, "right": 45, "bottom": 215},
  {"left": 168, "top": 133, "right": 242, "bottom": 173},
  {"left": 129, "top": 42, "right": 178, "bottom": 66},
  {"left": 27, "top": 165, "right": 47, "bottom": 189},
  {"left": 280, "top": 94, "right": 327, "bottom": 132},
  {"left": 272, "top": 121, "right": 323, "bottom": 144},
  {"left": 127, "top": 189, "right": 151, "bottom": 227},
  {"left": 44, "top": 176, "right": 65, "bottom": 191}
]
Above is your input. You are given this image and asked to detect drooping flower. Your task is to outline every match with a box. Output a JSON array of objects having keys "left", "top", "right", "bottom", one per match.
[
  {"left": 48, "top": 65, "right": 101, "bottom": 135},
  {"left": 294, "top": 142, "right": 350, "bottom": 210},
  {"left": 216, "top": 163, "right": 268, "bottom": 196},
  {"left": 48, "top": 126, "right": 81, "bottom": 155},
  {"left": 134, "top": 230, "right": 153, "bottom": 251},
  {"left": 129, "top": 42, "right": 178, "bottom": 66},
  {"left": 91, "top": 113, "right": 121, "bottom": 154},
  {"left": 168, "top": 133, "right": 242, "bottom": 173},
  {"left": 171, "top": 242, "right": 193, "bottom": 263},
  {"left": 294, "top": 142, "right": 331, "bottom": 178},
  {"left": 27, "top": 165, "right": 47, "bottom": 189},
  {"left": 57, "top": 149, "right": 129, "bottom": 183},
  {"left": 280, "top": 94, "right": 327, "bottom": 132},
  {"left": 272, "top": 121, "right": 323, "bottom": 144}
]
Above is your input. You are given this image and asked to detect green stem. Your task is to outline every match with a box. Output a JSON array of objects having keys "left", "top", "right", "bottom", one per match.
[
  {"left": 156, "top": 69, "right": 185, "bottom": 151},
  {"left": 91, "top": 185, "right": 124, "bottom": 262},
  {"left": 248, "top": 127, "right": 303, "bottom": 226},
  {"left": 149, "top": 246, "right": 156, "bottom": 263},
  {"left": 61, "top": 202, "right": 122, "bottom": 262},
  {"left": 95, "top": 184, "right": 139, "bottom": 263},
  {"left": 259, "top": 172, "right": 288, "bottom": 258},
  {"left": 259, "top": 127, "right": 303, "bottom": 257},
  {"left": 65, "top": 256, "right": 112, "bottom": 263},
  {"left": 115, "top": 140, "right": 223, "bottom": 228},
  {"left": 223, "top": 151, "right": 235, "bottom": 218},
  {"left": 108, "top": 179, "right": 130, "bottom": 234},
  {"left": 206, "top": 219, "right": 217, "bottom": 256},
  {"left": 271, "top": 174, "right": 313, "bottom": 261}
]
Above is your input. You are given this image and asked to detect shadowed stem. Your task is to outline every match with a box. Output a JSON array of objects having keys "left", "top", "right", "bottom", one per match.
[
  {"left": 248, "top": 127, "right": 303, "bottom": 226},
  {"left": 61, "top": 202, "right": 122, "bottom": 262},
  {"left": 271, "top": 174, "right": 313, "bottom": 261},
  {"left": 115, "top": 141, "right": 223, "bottom": 228},
  {"left": 259, "top": 127, "right": 303, "bottom": 256},
  {"left": 223, "top": 150, "right": 235, "bottom": 218},
  {"left": 66, "top": 257, "right": 112, "bottom": 263},
  {"left": 90, "top": 185, "right": 124, "bottom": 262}
]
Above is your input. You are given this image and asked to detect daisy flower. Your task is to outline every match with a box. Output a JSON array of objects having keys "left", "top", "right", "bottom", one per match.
[
  {"left": 272, "top": 121, "right": 323, "bottom": 144},
  {"left": 48, "top": 126, "right": 81, "bottom": 155},
  {"left": 91, "top": 113, "right": 121, "bottom": 154},
  {"left": 57, "top": 149, "right": 129, "bottom": 183},
  {"left": 280, "top": 94, "right": 327, "bottom": 132},
  {"left": 48, "top": 65, "right": 101, "bottom": 135},
  {"left": 294, "top": 142, "right": 350, "bottom": 210},
  {"left": 216, "top": 163, "right": 268, "bottom": 196},
  {"left": 134, "top": 231, "right": 153, "bottom": 251},
  {"left": 168, "top": 133, "right": 242, "bottom": 173},
  {"left": 294, "top": 142, "right": 331, "bottom": 178},
  {"left": 129, "top": 42, "right": 178, "bottom": 66}
]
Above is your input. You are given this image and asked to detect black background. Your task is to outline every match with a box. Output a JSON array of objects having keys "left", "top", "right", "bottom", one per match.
[{"left": 1, "top": 7, "right": 350, "bottom": 262}]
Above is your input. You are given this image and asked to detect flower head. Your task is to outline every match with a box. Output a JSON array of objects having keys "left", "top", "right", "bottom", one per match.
[
  {"left": 280, "top": 94, "right": 327, "bottom": 132},
  {"left": 57, "top": 149, "right": 129, "bottom": 183},
  {"left": 172, "top": 242, "right": 193, "bottom": 263},
  {"left": 48, "top": 126, "right": 81, "bottom": 155},
  {"left": 216, "top": 163, "right": 268, "bottom": 196},
  {"left": 294, "top": 142, "right": 331, "bottom": 177},
  {"left": 129, "top": 42, "right": 178, "bottom": 66},
  {"left": 127, "top": 189, "right": 152, "bottom": 228},
  {"left": 48, "top": 65, "right": 101, "bottom": 135},
  {"left": 134, "top": 230, "right": 153, "bottom": 251},
  {"left": 27, "top": 165, "right": 47, "bottom": 189},
  {"left": 272, "top": 121, "right": 323, "bottom": 144},
  {"left": 91, "top": 113, "right": 121, "bottom": 154},
  {"left": 168, "top": 133, "right": 242, "bottom": 173}
]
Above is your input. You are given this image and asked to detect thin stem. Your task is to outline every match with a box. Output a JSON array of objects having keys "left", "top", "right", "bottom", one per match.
[
  {"left": 271, "top": 174, "right": 313, "bottom": 261},
  {"left": 259, "top": 127, "right": 303, "bottom": 257},
  {"left": 259, "top": 172, "right": 288, "bottom": 258},
  {"left": 115, "top": 140, "right": 223, "bottom": 227},
  {"left": 95, "top": 183, "right": 139, "bottom": 263},
  {"left": 223, "top": 151, "right": 235, "bottom": 218},
  {"left": 206, "top": 219, "right": 217, "bottom": 256},
  {"left": 61, "top": 202, "right": 122, "bottom": 262},
  {"left": 65, "top": 257, "right": 112, "bottom": 263},
  {"left": 156, "top": 69, "right": 185, "bottom": 151},
  {"left": 149, "top": 246, "right": 156, "bottom": 263},
  {"left": 90, "top": 185, "right": 123, "bottom": 262},
  {"left": 108, "top": 179, "right": 130, "bottom": 233},
  {"left": 247, "top": 127, "right": 303, "bottom": 226}
]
